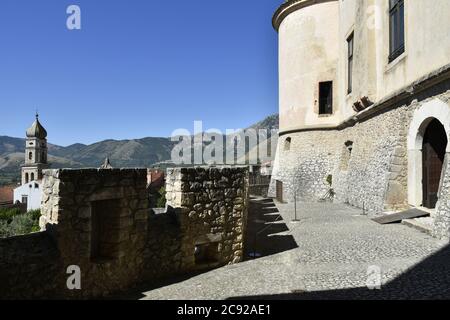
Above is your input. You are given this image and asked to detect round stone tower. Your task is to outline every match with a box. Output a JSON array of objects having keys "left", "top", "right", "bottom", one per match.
[
  {"left": 273, "top": 0, "right": 340, "bottom": 134},
  {"left": 269, "top": 0, "right": 340, "bottom": 202}
]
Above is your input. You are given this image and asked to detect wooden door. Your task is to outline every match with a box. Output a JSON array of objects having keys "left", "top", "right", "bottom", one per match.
[
  {"left": 276, "top": 180, "right": 283, "bottom": 203},
  {"left": 422, "top": 119, "right": 447, "bottom": 209}
]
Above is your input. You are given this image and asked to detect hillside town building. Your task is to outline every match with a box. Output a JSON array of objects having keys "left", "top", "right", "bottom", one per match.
[
  {"left": 269, "top": 0, "right": 450, "bottom": 239},
  {"left": 13, "top": 114, "right": 49, "bottom": 211}
]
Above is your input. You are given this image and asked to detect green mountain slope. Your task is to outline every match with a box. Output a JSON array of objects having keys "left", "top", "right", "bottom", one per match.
[{"left": 0, "top": 114, "right": 279, "bottom": 185}]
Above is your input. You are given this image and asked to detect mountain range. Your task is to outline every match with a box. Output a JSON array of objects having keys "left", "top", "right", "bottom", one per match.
[{"left": 0, "top": 114, "right": 279, "bottom": 185}]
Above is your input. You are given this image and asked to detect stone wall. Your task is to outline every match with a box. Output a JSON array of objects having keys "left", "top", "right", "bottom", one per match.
[
  {"left": 433, "top": 154, "right": 450, "bottom": 240},
  {"left": 335, "top": 105, "right": 410, "bottom": 213},
  {"left": 270, "top": 95, "right": 447, "bottom": 214},
  {"left": 248, "top": 169, "right": 271, "bottom": 197},
  {"left": 0, "top": 166, "right": 249, "bottom": 299},
  {"left": 0, "top": 232, "right": 61, "bottom": 299},
  {"left": 269, "top": 130, "right": 340, "bottom": 204},
  {"left": 271, "top": 87, "right": 450, "bottom": 228},
  {"left": 164, "top": 167, "right": 249, "bottom": 270},
  {"left": 40, "top": 168, "right": 150, "bottom": 298}
]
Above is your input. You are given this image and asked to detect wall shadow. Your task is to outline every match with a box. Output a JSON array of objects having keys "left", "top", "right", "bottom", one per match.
[
  {"left": 120, "top": 197, "right": 299, "bottom": 299},
  {"left": 244, "top": 197, "right": 298, "bottom": 261},
  {"left": 229, "top": 242, "right": 450, "bottom": 300}
]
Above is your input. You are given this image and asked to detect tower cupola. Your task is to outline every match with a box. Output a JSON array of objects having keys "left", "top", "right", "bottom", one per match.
[{"left": 26, "top": 113, "right": 48, "bottom": 139}]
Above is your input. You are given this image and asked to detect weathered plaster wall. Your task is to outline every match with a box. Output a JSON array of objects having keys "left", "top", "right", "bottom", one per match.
[
  {"left": 277, "top": 0, "right": 450, "bottom": 129},
  {"left": 278, "top": 1, "right": 341, "bottom": 132}
]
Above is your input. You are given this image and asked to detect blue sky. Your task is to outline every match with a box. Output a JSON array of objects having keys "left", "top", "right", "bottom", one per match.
[{"left": 0, "top": 0, "right": 280, "bottom": 146}]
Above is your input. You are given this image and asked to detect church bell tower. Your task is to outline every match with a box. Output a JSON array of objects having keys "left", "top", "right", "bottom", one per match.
[{"left": 21, "top": 114, "right": 49, "bottom": 185}]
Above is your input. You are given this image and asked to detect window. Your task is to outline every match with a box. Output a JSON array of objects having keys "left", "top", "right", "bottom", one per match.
[
  {"left": 347, "top": 32, "right": 354, "bottom": 94},
  {"left": 194, "top": 242, "right": 219, "bottom": 265},
  {"left": 340, "top": 141, "right": 354, "bottom": 171},
  {"left": 25, "top": 173, "right": 29, "bottom": 184},
  {"left": 28, "top": 152, "right": 33, "bottom": 161},
  {"left": 389, "top": 0, "right": 405, "bottom": 62},
  {"left": 30, "top": 173, "right": 35, "bottom": 181},
  {"left": 319, "top": 81, "right": 333, "bottom": 115},
  {"left": 21, "top": 196, "right": 28, "bottom": 204},
  {"left": 284, "top": 137, "right": 292, "bottom": 151}
]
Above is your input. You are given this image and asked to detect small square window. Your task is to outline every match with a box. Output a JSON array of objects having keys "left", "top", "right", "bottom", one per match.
[{"left": 194, "top": 242, "right": 219, "bottom": 265}]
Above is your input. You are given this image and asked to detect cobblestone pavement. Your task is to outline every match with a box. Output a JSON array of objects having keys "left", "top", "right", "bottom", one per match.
[{"left": 133, "top": 200, "right": 450, "bottom": 300}]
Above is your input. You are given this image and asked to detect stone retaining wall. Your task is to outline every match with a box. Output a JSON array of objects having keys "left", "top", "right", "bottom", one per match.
[
  {"left": 0, "top": 232, "right": 61, "bottom": 299},
  {"left": 0, "top": 167, "right": 249, "bottom": 299},
  {"left": 164, "top": 167, "right": 249, "bottom": 270}
]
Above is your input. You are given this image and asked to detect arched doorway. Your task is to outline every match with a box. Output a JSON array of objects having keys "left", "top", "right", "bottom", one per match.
[
  {"left": 422, "top": 119, "right": 448, "bottom": 208},
  {"left": 407, "top": 99, "right": 450, "bottom": 208}
]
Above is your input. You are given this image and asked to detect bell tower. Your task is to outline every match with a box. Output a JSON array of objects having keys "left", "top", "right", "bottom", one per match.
[{"left": 21, "top": 113, "right": 49, "bottom": 185}]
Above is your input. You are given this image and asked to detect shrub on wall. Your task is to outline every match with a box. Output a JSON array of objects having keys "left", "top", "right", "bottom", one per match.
[
  {"left": 0, "top": 209, "right": 40, "bottom": 238},
  {"left": 156, "top": 187, "right": 167, "bottom": 208},
  {"left": 0, "top": 207, "right": 22, "bottom": 223}
]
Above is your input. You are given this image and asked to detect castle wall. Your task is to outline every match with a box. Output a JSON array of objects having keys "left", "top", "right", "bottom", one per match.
[
  {"left": 334, "top": 105, "right": 409, "bottom": 213},
  {"left": 143, "top": 167, "right": 248, "bottom": 280},
  {"left": 0, "top": 167, "right": 248, "bottom": 299},
  {"left": 0, "top": 232, "right": 61, "bottom": 299},
  {"left": 271, "top": 85, "right": 450, "bottom": 218},
  {"left": 278, "top": 1, "right": 342, "bottom": 132},
  {"left": 163, "top": 167, "right": 248, "bottom": 269},
  {"left": 40, "top": 168, "right": 150, "bottom": 298}
]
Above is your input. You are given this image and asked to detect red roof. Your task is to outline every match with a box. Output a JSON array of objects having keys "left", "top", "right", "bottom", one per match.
[
  {"left": 0, "top": 185, "right": 14, "bottom": 204},
  {"left": 147, "top": 169, "right": 165, "bottom": 190}
]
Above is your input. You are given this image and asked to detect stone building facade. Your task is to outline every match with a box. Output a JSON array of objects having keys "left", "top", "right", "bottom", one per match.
[
  {"left": 269, "top": 0, "right": 450, "bottom": 239},
  {"left": 0, "top": 167, "right": 248, "bottom": 299}
]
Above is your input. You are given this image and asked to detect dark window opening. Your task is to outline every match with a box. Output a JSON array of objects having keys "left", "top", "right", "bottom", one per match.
[
  {"left": 389, "top": 0, "right": 405, "bottom": 62},
  {"left": 347, "top": 33, "right": 354, "bottom": 94},
  {"left": 340, "top": 141, "right": 354, "bottom": 171},
  {"left": 284, "top": 137, "right": 292, "bottom": 151},
  {"left": 319, "top": 81, "right": 333, "bottom": 115},
  {"left": 91, "top": 199, "right": 121, "bottom": 262},
  {"left": 194, "top": 242, "right": 219, "bottom": 265},
  {"left": 28, "top": 152, "right": 33, "bottom": 161},
  {"left": 30, "top": 173, "right": 35, "bottom": 181},
  {"left": 21, "top": 196, "right": 28, "bottom": 204},
  {"left": 25, "top": 173, "right": 29, "bottom": 184}
]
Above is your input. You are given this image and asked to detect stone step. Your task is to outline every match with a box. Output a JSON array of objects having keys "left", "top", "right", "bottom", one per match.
[
  {"left": 401, "top": 218, "right": 433, "bottom": 235},
  {"left": 372, "top": 208, "right": 429, "bottom": 224}
]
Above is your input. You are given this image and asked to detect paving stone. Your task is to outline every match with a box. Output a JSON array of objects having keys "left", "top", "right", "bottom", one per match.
[{"left": 134, "top": 201, "right": 449, "bottom": 300}]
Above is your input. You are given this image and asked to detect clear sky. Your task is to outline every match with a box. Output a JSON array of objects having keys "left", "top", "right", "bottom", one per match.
[{"left": 0, "top": 0, "right": 280, "bottom": 146}]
